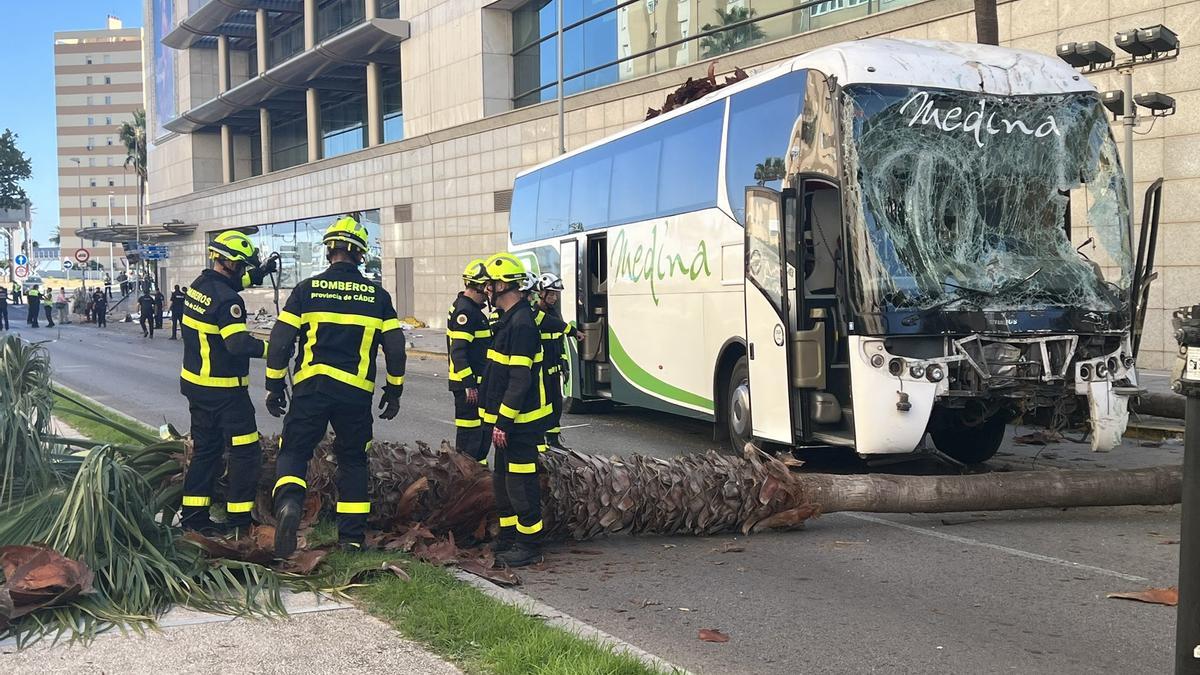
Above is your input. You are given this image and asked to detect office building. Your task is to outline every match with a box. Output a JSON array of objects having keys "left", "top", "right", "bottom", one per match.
[{"left": 145, "top": 0, "right": 1199, "bottom": 370}]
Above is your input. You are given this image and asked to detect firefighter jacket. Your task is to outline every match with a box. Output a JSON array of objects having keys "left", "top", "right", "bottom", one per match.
[
  {"left": 265, "top": 261, "right": 406, "bottom": 403},
  {"left": 446, "top": 292, "right": 490, "bottom": 391},
  {"left": 180, "top": 268, "right": 268, "bottom": 398},
  {"left": 533, "top": 305, "right": 575, "bottom": 377},
  {"left": 480, "top": 300, "right": 552, "bottom": 434}
]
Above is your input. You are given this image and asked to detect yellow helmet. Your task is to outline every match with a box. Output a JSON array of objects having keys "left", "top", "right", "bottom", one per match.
[
  {"left": 462, "top": 258, "right": 488, "bottom": 285},
  {"left": 323, "top": 216, "right": 369, "bottom": 252},
  {"left": 484, "top": 252, "right": 528, "bottom": 284},
  {"left": 208, "top": 230, "right": 256, "bottom": 263}
]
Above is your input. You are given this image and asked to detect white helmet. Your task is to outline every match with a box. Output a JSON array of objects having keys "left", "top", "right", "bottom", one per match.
[{"left": 536, "top": 273, "right": 564, "bottom": 292}]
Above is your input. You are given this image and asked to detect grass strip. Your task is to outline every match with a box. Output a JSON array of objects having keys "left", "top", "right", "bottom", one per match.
[
  {"left": 51, "top": 385, "right": 156, "bottom": 445},
  {"left": 322, "top": 550, "right": 667, "bottom": 675}
]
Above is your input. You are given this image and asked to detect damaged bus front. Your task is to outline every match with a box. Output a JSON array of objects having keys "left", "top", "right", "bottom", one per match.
[{"left": 840, "top": 80, "right": 1149, "bottom": 461}]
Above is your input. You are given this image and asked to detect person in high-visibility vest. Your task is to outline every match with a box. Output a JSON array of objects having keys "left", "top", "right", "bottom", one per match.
[
  {"left": 178, "top": 230, "right": 269, "bottom": 536},
  {"left": 479, "top": 252, "right": 553, "bottom": 567},
  {"left": 531, "top": 273, "right": 580, "bottom": 451},
  {"left": 446, "top": 259, "right": 491, "bottom": 461},
  {"left": 266, "top": 216, "right": 407, "bottom": 556}
]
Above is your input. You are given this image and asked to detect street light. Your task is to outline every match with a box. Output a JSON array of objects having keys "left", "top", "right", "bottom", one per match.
[{"left": 1056, "top": 25, "right": 1179, "bottom": 220}]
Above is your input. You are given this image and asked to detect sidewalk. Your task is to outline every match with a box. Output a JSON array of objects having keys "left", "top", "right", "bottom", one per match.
[{"left": 0, "top": 593, "right": 461, "bottom": 675}]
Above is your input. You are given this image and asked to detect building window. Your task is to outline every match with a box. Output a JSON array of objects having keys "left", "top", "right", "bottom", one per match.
[
  {"left": 382, "top": 72, "right": 404, "bottom": 143},
  {"left": 317, "top": 0, "right": 366, "bottom": 41},
  {"left": 104, "top": 76, "right": 112, "bottom": 84},
  {"left": 105, "top": 115, "right": 112, "bottom": 125},
  {"left": 246, "top": 210, "right": 383, "bottom": 287},
  {"left": 106, "top": 137, "right": 113, "bottom": 146},
  {"left": 86, "top": 75, "right": 93, "bottom": 85},
  {"left": 91, "top": 199, "right": 98, "bottom": 208},
  {"left": 270, "top": 114, "right": 308, "bottom": 171},
  {"left": 509, "top": 0, "right": 923, "bottom": 108},
  {"left": 89, "top": 178, "right": 97, "bottom": 187},
  {"left": 106, "top": 157, "right": 114, "bottom": 166},
  {"left": 88, "top": 136, "right": 96, "bottom": 148},
  {"left": 104, "top": 95, "right": 111, "bottom": 105},
  {"left": 85, "top": 55, "right": 93, "bottom": 64},
  {"left": 268, "top": 19, "right": 305, "bottom": 67},
  {"left": 321, "top": 95, "right": 366, "bottom": 159},
  {"left": 107, "top": 178, "right": 115, "bottom": 187},
  {"left": 102, "top": 54, "right": 111, "bottom": 64},
  {"left": 91, "top": 219, "right": 98, "bottom": 227},
  {"left": 87, "top": 117, "right": 94, "bottom": 126},
  {"left": 86, "top": 96, "right": 94, "bottom": 105}
]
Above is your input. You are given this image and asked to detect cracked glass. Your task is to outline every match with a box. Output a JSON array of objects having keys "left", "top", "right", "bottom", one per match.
[{"left": 841, "top": 84, "right": 1132, "bottom": 315}]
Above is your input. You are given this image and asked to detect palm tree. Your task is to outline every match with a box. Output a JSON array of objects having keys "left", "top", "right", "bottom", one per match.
[
  {"left": 699, "top": 7, "right": 767, "bottom": 59},
  {"left": 117, "top": 110, "right": 147, "bottom": 226},
  {"left": 753, "top": 157, "right": 786, "bottom": 185},
  {"left": 974, "top": 0, "right": 999, "bottom": 45},
  {"left": 49, "top": 227, "right": 61, "bottom": 246}
]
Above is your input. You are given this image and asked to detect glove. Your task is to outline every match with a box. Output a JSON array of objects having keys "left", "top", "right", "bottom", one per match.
[
  {"left": 492, "top": 426, "right": 508, "bottom": 449},
  {"left": 259, "top": 255, "right": 279, "bottom": 275},
  {"left": 266, "top": 389, "right": 288, "bottom": 418},
  {"left": 378, "top": 387, "right": 401, "bottom": 420},
  {"left": 465, "top": 387, "right": 479, "bottom": 405}
]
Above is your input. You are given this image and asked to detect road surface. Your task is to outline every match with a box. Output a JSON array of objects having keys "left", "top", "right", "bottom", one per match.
[{"left": 3, "top": 311, "right": 1183, "bottom": 674}]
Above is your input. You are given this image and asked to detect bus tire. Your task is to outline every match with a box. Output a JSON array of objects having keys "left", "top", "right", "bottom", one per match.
[
  {"left": 724, "top": 356, "right": 752, "bottom": 455},
  {"left": 930, "top": 414, "right": 1006, "bottom": 464}
]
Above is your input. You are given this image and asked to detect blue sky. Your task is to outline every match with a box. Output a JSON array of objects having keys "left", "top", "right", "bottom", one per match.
[{"left": 0, "top": 1, "right": 144, "bottom": 243}]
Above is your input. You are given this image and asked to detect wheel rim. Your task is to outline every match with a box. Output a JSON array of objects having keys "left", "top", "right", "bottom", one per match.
[{"left": 730, "top": 379, "right": 751, "bottom": 438}]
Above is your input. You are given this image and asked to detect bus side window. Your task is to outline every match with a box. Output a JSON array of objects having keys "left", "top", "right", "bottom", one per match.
[{"left": 803, "top": 182, "right": 841, "bottom": 296}]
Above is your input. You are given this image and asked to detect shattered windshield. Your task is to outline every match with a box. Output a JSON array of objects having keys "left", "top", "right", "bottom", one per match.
[{"left": 841, "top": 84, "right": 1131, "bottom": 315}]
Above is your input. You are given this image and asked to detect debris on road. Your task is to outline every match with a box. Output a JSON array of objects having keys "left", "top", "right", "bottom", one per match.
[
  {"left": 698, "top": 628, "right": 730, "bottom": 643},
  {"left": 1106, "top": 587, "right": 1179, "bottom": 606}
]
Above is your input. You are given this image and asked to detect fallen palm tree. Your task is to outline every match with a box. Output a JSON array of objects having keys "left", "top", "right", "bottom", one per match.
[{"left": 249, "top": 438, "right": 1183, "bottom": 543}]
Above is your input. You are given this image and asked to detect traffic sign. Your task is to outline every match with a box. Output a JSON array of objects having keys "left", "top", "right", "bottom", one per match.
[
  {"left": 14, "top": 254, "right": 27, "bottom": 266},
  {"left": 74, "top": 248, "right": 91, "bottom": 263},
  {"left": 63, "top": 260, "right": 74, "bottom": 270},
  {"left": 14, "top": 265, "right": 28, "bottom": 279}
]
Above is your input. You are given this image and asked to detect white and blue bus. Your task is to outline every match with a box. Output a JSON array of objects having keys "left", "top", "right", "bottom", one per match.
[{"left": 508, "top": 38, "right": 1159, "bottom": 463}]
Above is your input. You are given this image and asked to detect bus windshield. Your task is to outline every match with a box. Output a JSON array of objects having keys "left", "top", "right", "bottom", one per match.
[{"left": 841, "top": 84, "right": 1132, "bottom": 315}]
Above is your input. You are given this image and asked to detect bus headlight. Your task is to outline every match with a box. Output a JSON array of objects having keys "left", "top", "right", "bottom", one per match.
[
  {"left": 1123, "top": 354, "right": 1136, "bottom": 369},
  {"left": 1080, "top": 363, "right": 1093, "bottom": 380},
  {"left": 1095, "top": 361, "right": 1109, "bottom": 378},
  {"left": 1106, "top": 356, "right": 1119, "bottom": 373},
  {"left": 870, "top": 354, "right": 885, "bottom": 368},
  {"left": 887, "top": 358, "right": 905, "bottom": 377},
  {"left": 909, "top": 364, "right": 926, "bottom": 379},
  {"left": 926, "top": 364, "right": 945, "bottom": 382}
]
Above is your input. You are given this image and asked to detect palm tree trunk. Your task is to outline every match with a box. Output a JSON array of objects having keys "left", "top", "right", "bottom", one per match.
[
  {"left": 251, "top": 440, "right": 1182, "bottom": 541},
  {"left": 974, "top": 0, "right": 999, "bottom": 45}
]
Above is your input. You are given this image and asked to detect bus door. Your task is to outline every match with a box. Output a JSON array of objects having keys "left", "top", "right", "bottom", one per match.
[
  {"left": 578, "top": 233, "right": 611, "bottom": 397},
  {"left": 559, "top": 238, "right": 581, "bottom": 399},
  {"left": 743, "top": 186, "right": 795, "bottom": 443}
]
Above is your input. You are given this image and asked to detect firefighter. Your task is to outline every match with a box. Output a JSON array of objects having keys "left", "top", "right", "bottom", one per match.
[
  {"left": 532, "top": 273, "right": 579, "bottom": 451},
  {"left": 179, "top": 230, "right": 269, "bottom": 536},
  {"left": 480, "top": 252, "right": 552, "bottom": 567},
  {"left": 266, "top": 216, "right": 406, "bottom": 557},
  {"left": 446, "top": 258, "right": 491, "bottom": 461}
]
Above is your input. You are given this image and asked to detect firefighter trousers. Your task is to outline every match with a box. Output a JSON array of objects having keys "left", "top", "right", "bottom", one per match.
[
  {"left": 544, "top": 371, "right": 564, "bottom": 447},
  {"left": 274, "top": 393, "right": 373, "bottom": 544},
  {"left": 492, "top": 429, "right": 544, "bottom": 548},
  {"left": 452, "top": 389, "right": 485, "bottom": 461},
  {"left": 182, "top": 388, "right": 261, "bottom": 528}
]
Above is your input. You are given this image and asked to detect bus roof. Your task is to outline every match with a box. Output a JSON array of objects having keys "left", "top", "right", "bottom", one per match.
[{"left": 516, "top": 38, "right": 1095, "bottom": 180}]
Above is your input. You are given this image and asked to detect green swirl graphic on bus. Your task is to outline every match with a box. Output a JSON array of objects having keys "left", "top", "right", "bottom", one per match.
[{"left": 612, "top": 223, "right": 711, "bottom": 305}]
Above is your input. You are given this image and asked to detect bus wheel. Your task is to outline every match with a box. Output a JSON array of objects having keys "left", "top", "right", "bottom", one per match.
[
  {"left": 725, "top": 356, "right": 752, "bottom": 454},
  {"left": 930, "top": 414, "right": 1007, "bottom": 464}
]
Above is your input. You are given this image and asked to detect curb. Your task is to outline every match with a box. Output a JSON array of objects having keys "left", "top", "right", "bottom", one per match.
[{"left": 452, "top": 570, "right": 692, "bottom": 675}]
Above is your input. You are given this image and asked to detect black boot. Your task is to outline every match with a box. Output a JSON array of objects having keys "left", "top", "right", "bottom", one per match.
[
  {"left": 547, "top": 432, "right": 570, "bottom": 451},
  {"left": 182, "top": 517, "right": 226, "bottom": 538},
  {"left": 340, "top": 541, "right": 366, "bottom": 554},
  {"left": 495, "top": 542, "right": 542, "bottom": 568},
  {"left": 273, "top": 496, "right": 302, "bottom": 558}
]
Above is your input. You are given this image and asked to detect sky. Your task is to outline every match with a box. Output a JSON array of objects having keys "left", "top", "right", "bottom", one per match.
[{"left": 0, "top": 1, "right": 145, "bottom": 243}]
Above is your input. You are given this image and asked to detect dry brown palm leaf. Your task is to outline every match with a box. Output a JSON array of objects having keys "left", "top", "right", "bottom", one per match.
[{"left": 0, "top": 545, "right": 94, "bottom": 618}]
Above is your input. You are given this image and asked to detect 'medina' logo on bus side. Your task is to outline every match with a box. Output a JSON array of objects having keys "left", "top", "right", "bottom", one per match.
[{"left": 613, "top": 222, "right": 711, "bottom": 305}]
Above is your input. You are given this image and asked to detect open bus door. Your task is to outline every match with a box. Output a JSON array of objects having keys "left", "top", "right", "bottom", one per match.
[
  {"left": 559, "top": 239, "right": 580, "bottom": 401},
  {"left": 743, "top": 186, "right": 795, "bottom": 444}
]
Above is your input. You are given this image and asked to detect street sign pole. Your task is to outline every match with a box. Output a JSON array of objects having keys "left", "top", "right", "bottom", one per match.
[{"left": 1173, "top": 305, "right": 1200, "bottom": 674}]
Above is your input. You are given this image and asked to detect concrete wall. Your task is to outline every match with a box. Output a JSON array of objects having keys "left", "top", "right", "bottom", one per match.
[{"left": 147, "top": 0, "right": 1200, "bottom": 371}]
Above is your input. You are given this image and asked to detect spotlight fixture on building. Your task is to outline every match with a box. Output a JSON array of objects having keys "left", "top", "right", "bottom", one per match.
[{"left": 1056, "top": 25, "right": 1179, "bottom": 216}]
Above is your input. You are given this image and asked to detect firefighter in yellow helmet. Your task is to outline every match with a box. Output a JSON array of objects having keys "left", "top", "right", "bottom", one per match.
[
  {"left": 179, "top": 229, "right": 269, "bottom": 536},
  {"left": 266, "top": 216, "right": 407, "bottom": 556},
  {"left": 446, "top": 258, "right": 492, "bottom": 461},
  {"left": 480, "top": 252, "right": 552, "bottom": 567}
]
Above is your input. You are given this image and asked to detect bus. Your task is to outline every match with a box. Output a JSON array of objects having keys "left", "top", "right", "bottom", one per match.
[{"left": 507, "top": 38, "right": 1161, "bottom": 464}]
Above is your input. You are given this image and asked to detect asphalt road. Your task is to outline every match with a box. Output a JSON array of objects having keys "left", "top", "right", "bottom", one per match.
[{"left": 4, "top": 309, "right": 1184, "bottom": 674}]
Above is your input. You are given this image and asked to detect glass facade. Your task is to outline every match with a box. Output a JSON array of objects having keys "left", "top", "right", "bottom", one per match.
[
  {"left": 322, "top": 96, "right": 367, "bottom": 158},
  {"left": 244, "top": 210, "right": 384, "bottom": 287},
  {"left": 512, "top": 0, "right": 926, "bottom": 108},
  {"left": 271, "top": 115, "right": 309, "bottom": 171}
]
